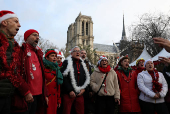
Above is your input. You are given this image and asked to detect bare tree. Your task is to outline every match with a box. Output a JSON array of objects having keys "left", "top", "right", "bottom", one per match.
[
  {"left": 130, "top": 13, "right": 170, "bottom": 57},
  {"left": 37, "top": 36, "right": 58, "bottom": 53},
  {"left": 14, "top": 34, "right": 24, "bottom": 46},
  {"left": 14, "top": 35, "right": 59, "bottom": 53}
]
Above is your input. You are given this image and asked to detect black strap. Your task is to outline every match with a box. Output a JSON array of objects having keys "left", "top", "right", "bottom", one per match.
[{"left": 96, "top": 72, "right": 108, "bottom": 95}]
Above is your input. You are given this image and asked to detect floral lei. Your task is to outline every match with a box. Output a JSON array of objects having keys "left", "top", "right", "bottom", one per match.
[
  {"left": 0, "top": 34, "right": 21, "bottom": 87},
  {"left": 150, "top": 71, "right": 162, "bottom": 93}
]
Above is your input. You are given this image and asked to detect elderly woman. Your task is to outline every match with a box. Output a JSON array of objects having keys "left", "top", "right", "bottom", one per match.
[
  {"left": 90, "top": 56, "right": 120, "bottom": 114},
  {"left": 116, "top": 56, "right": 141, "bottom": 113},
  {"left": 137, "top": 59, "right": 169, "bottom": 114}
]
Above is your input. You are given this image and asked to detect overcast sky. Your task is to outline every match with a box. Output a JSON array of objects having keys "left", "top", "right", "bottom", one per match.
[{"left": 1, "top": 0, "right": 170, "bottom": 49}]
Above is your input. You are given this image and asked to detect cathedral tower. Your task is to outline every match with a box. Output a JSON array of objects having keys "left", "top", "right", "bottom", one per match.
[{"left": 66, "top": 12, "right": 94, "bottom": 51}]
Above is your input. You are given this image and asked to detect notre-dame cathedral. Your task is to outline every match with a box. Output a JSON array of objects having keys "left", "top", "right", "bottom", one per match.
[
  {"left": 66, "top": 12, "right": 142, "bottom": 66},
  {"left": 66, "top": 12, "right": 94, "bottom": 51}
]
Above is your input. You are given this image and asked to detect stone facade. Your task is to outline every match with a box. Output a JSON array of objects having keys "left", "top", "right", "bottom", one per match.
[
  {"left": 93, "top": 43, "right": 120, "bottom": 66},
  {"left": 66, "top": 12, "right": 94, "bottom": 51},
  {"left": 66, "top": 12, "right": 120, "bottom": 66}
]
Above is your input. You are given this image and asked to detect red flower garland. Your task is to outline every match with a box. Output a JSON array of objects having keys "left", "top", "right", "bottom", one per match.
[
  {"left": 0, "top": 34, "right": 21, "bottom": 87},
  {"left": 150, "top": 70, "right": 162, "bottom": 93},
  {"left": 121, "top": 71, "right": 132, "bottom": 83}
]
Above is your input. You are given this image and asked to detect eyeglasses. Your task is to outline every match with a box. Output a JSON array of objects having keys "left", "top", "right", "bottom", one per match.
[
  {"left": 101, "top": 60, "right": 107, "bottom": 62},
  {"left": 73, "top": 50, "right": 80, "bottom": 53}
]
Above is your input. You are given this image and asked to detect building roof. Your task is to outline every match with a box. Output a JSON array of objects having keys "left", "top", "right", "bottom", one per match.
[
  {"left": 93, "top": 43, "right": 119, "bottom": 53},
  {"left": 75, "top": 12, "right": 92, "bottom": 22}
]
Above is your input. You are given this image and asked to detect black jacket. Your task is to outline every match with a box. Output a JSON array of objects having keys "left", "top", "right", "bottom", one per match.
[
  {"left": 163, "top": 65, "right": 170, "bottom": 88},
  {"left": 60, "top": 57, "right": 87, "bottom": 95},
  {"left": 84, "top": 59, "right": 92, "bottom": 75}
]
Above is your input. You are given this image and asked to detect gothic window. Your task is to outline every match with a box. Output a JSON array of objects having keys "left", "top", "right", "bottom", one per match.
[
  {"left": 86, "top": 22, "right": 88, "bottom": 35},
  {"left": 82, "top": 22, "right": 84, "bottom": 36},
  {"left": 86, "top": 40, "right": 88, "bottom": 45},
  {"left": 83, "top": 39, "right": 85, "bottom": 46}
]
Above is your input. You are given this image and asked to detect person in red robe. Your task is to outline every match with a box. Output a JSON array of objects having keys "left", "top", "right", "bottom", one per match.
[
  {"left": 0, "top": 10, "right": 31, "bottom": 114},
  {"left": 116, "top": 56, "right": 141, "bottom": 114},
  {"left": 43, "top": 49, "right": 63, "bottom": 114},
  {"left": 19, "top": 29, "right": 48, "bottom": 114}
]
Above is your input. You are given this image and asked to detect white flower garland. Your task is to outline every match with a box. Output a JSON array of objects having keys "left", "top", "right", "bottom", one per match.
[{"left": 63, "top": 56, "right": 90, "bottom": 93}]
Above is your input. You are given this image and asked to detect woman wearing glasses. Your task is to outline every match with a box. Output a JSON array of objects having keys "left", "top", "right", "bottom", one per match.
[{"left": 90, "top": 56, "right": 120, "bottom": 114}]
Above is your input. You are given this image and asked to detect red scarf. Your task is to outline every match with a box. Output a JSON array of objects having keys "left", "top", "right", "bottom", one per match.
[
  {"left": 98, "top": 65, "right": 111, "bottom": 94},
  {"left": 148, "top": 70, "right": 162, "bottom": 93},
  {"left": 98, "top": 65, "right": 111, "bottom": 73},
  {"left": 58, "top": 62, "right": 62, "bottom": 67}
]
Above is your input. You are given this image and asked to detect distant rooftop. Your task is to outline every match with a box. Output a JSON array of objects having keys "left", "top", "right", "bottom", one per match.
[{"left": 93, "top": 43, "right": 119, "bottom": 53}]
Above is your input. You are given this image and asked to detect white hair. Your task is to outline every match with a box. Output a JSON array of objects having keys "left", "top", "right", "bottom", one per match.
[{"left": 71, "top": 46, "right": 80, "bottom": 53}]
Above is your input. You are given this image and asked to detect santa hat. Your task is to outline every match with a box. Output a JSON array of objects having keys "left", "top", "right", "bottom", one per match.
[
  {"left": 69, "top": 49, "right": 72, "bottom": 54},
  {"left": 144, "top": 59, "right": 153, "bottom": 67},
  {"left": 24, "top": 29, "right": 39, "bottom": 41},
  {"left": 0, "top": 10, "right": 18, "bottom": 24},
  {"left": 54, "top": 49, "right": 62, "bottom": 57},
  {"left": 57, "top": 51, "right": 63, "bottom": 57},
  {"left": 45, "top": 49, "right": 57, "bottom": 58},
  {"left": 98, "top": 55, "right": 108, "bottom": 65},
  {"left": 136, "top": 58, "right": 145, "bottom": 66}
]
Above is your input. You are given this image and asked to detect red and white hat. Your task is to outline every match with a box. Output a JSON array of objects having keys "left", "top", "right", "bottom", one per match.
[
  {"left": 54, "top": 49, "right": 63, "bottom": 58},
  {"left": 98, "top": 55, "right": 108, "bottom": 65},
  {"left": 0, "top": 10, "right": 18, "bottom": 23},
  {"left": 57, "top": 51, "right": 62, "bottom": 57}
]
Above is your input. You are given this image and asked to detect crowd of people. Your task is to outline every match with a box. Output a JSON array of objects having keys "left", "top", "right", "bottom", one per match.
[{"left": 1, "top": 10, "right": 170, "bottom": 114}]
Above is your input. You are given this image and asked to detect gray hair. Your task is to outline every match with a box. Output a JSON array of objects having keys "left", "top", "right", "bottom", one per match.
[
  {"left": 71, "top": 46, "right": 80, "bottom": 53},
  {"left": 81, "top": 49, "right": 86, "bottom": 52}
]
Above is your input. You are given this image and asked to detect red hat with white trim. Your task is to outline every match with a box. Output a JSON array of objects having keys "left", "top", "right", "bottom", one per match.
[
  {"left": 54, "top": 49, "right": 63, "bottom": 58},
  {"left": 98, "top": 55, "right": 108, "bottom": 65},
  {"left": 57, "top": 51, "right": 62, "bottom": 57},
  {"left": 0, "top": 10, "right": 18, "bottom": 24}
]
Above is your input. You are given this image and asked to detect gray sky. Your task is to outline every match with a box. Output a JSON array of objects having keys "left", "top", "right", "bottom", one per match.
[{"left": 1, "top": 0, "right": 170, "bottom": 49}]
